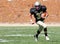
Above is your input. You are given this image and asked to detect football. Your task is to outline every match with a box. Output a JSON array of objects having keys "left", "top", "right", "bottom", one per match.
[
  {"left": 43, "top": 13, "right": 47, "bottom": 17},
  {"left": 41, "top": 13, "right": 48, "bottom": 18}
]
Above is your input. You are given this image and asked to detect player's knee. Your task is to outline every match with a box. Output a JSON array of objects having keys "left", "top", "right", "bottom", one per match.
[
  {"left": 42, "top": 24, "right": 47, "bottom": 28},
  {"left": 43, "top": 24, "right": 47, "bottom": 28},
  {"left": 37, "top": 30, "right": 40, "bottom": 34}
]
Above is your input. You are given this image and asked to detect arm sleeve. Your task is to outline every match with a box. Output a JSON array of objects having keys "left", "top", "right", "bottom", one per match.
[
  {"left": 42, "top": 5, "right": 47, "bottom": 12},
  {"left": 30, "top": 8, "right": 35, "bottom": 15}
]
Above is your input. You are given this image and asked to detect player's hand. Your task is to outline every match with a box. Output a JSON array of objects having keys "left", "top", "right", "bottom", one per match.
[
  {"left": 30, "top": 20, "right": 35, "bottom": 24},
  {"left": 41, "top": 12, "right": 48, "bottom": 19}
]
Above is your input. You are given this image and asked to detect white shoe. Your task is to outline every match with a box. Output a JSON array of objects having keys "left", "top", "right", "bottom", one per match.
[
  {"left": 35, "top": 38, "right": 38, "bottom": 42},
  {"left": 34, "top": 35, "right": 38, "bottom": 42},
  {"left": 46, "top": 36, "right": 50, "bottom": 40}
]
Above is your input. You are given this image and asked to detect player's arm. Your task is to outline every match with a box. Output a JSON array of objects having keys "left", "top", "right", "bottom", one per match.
[
  {"left": 41, "top": 5, "right": 49, "bottom": 19},
  {"left": 41, "top": 12, "right": 48, "bottom": 18},
  {"left": 30, "top": 13, "right": 36, "bottom": 24},
  {"left": 30, "top": 8, "right": 35, "bottom": 24},
  {"left": 30, "top": 14, "right": 34, "bottom": 23}
]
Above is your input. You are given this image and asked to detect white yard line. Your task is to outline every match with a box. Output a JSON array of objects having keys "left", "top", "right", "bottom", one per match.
[
  {"left": 0, "top": 39, "right": 16, "bottom": 42},
  {"left": 0, "top": 34, "right": 50, "bottom": 42},
  {"left": 0, "top": 31, "right": 52, "bottom": 42},
  {"left": 1, "top": 34, "right": 50, "bottom": 37},
  {"left": 0, "top": 39, "right": 9, "bottom": 42},
  {"left": 4, "top": 34, "right": 33, "bottom": 37}
]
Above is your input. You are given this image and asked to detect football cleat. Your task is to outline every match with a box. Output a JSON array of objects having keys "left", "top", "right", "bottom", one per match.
[
  {"left": 46, "top": 36, "right": 50, "bottom": 40},
  {"left": 34, "top": 35, "right": 38, "bottom": 42}
]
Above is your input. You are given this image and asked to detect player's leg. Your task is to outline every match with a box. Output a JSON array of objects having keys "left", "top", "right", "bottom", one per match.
[
  {"left": 34, "top": 30, "right": 41, "bottom": 42},
  {"left": 44, "top": 27, "right": 48, "bottom": 37},
  {"left": 34, "top": 25, "right": 43, "bottom": 41},
  {"left": 44, "top": 27, "right": 49, "bottom": 40},
  {"left": 34, "top": 21, "right": 43, "bottom": 41},
  {"left": 37, "top": 21, "right": 49, "bottom": 40}
]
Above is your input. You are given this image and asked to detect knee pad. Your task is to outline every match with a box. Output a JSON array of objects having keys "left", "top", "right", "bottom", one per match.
[{"left": 43, "top": 24, "right": 47, "bottom": 28}]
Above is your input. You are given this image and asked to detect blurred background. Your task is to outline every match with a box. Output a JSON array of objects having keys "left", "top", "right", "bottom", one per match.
[{"left": 0, "top": 0, "right": 60, "bottom": 24}]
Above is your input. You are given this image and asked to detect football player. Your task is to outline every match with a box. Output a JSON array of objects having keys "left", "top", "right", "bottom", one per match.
[{"left": 30, "top": 1, "right": 49, "bottom": 42}]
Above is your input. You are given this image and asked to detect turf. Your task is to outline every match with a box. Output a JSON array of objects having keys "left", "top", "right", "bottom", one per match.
[{"left": 0, "top": 26, "right": 60, "bottom": 44}]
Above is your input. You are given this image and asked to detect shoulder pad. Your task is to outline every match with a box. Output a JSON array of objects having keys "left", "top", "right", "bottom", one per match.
[
  {"left": 30, "top": 8, "right": 35, "bottom": 14},
  {"left": 41, "top": 5, "right": 47, "bottom": 12}
]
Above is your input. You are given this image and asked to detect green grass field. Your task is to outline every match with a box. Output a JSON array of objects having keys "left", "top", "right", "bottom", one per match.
[{"left": 0, "top": 26, "right": 60, "bottom": 44}]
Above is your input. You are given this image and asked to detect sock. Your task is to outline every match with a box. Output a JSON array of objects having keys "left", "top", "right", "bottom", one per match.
[
  {"left": 44, "top": 28, "right": 48, "bottom": 36},
  {"left": 35, "top": 30, "right": 40, "bottom": 37}
]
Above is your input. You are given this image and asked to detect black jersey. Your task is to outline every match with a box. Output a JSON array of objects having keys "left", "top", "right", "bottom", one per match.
[{"left": 30, "top": 5, "right": 47, "bottom": 22}]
